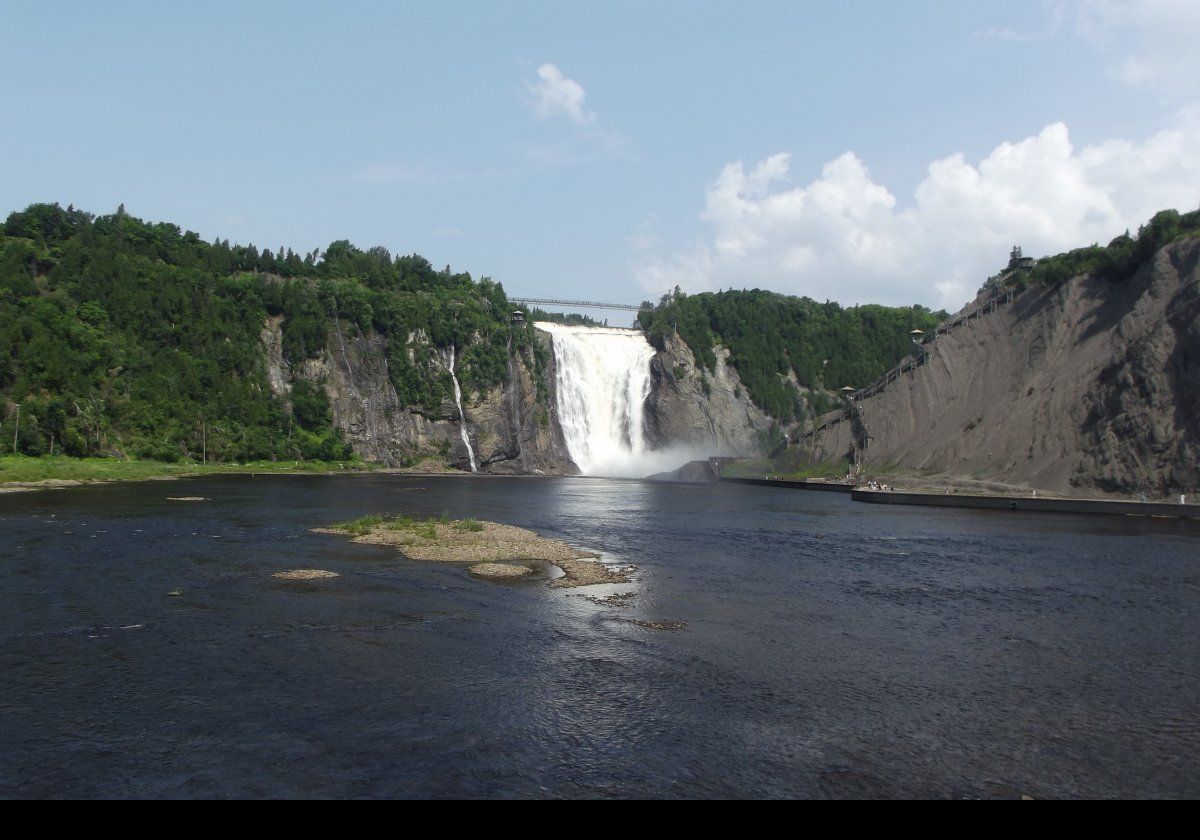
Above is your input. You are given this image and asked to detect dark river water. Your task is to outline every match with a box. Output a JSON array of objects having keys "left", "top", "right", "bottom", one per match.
[{"left": 2, "top": 474, "right": 1198, "bottom": 799}]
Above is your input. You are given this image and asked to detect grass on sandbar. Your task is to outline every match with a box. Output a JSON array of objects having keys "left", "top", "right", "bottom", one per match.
[
  {"left": 332, "top": 512, "right": 486, "bottom": 540},
  {"left": 332, "top": 515, "right": 386, "bottom": 536}
]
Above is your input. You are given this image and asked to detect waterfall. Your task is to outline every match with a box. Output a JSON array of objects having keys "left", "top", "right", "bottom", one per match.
[
  {"left": 537, "top": 322, "right": 655, "bottom": 477},
  {"left": 444, "top": 344, "right": 477, "bottom": 473}
]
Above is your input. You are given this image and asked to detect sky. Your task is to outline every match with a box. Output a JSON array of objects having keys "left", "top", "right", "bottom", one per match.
[{"left": 2, "top": 1, "right": 1198, "bottom": 322}]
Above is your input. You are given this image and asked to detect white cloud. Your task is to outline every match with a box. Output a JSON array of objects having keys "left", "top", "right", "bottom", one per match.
[
  {"left": 626, "top": 214, "right": 660, "bottom": 253},
  {"left": 527, "top": 63, "right": 595, "bottom": 125},
  {"left": 973, "top": 1, "right": 1067, "bottom": 42},
  {"left": 635, "top": 112, "right": 1200, "bottom": 311},
  {"left": 1076, "top": 0, "right": 1200, "bottom": 90}
]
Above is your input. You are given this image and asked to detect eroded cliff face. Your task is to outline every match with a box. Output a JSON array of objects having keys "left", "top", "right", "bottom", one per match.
[
  {"left": 261, "top": 317, "right": 574, "bottom": 473},
  {"left": 471, "top": 334, "right": 575, "bottom": 474},
  {"left": 796, "top": 239, "right": 1200, "bottom": 498},
  {"left": 643, "top": 330, "right": 774, "bottom": 456}
]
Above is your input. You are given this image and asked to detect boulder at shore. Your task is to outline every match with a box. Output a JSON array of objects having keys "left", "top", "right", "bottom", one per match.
[{"left": 647, "top": 459, "right": 720, "bottom": 483}]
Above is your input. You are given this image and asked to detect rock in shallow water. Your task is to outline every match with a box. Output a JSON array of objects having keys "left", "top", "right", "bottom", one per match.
[
  {"left": 273, "top": 569, "right": 340, "bottom": 581},
  {"left": 467, "top": 562, "right": 533, "bottom": 579}
]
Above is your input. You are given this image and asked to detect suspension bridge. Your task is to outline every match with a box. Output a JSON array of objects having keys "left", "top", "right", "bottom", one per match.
[{"left": 508, "top": 297, "right": 644, "bottom": 312}]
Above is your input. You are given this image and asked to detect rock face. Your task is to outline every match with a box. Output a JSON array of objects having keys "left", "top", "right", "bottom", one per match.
[
  {"left": 796, "top": 239, "right": 1200, "bottom": 498},
  {"left": 262, "top": 315, "right": 776, "bottom": 474},
  {"left": 646, "top": 459, "right": 721, "bottom": 483},
  {"left": 261, "top": 317, "right": 574, "bottom": 473},
  {"left": 471, "top": 333, "right": 575, "bottom": 474},
  {"left": 643, "top": 330, "right": 774, "bottom": 455}
]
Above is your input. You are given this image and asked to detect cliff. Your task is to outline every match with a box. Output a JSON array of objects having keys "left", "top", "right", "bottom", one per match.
[
  {"left": 644, "top": 330, "right": 774, "bottom": 455},
  {"left": 0, "top": 201, "right": 941, "bottom": 472},
  {"left": 796, "top": 238, "right": 1200, "bottom": 498},
  {"left": 262, "top": 317, "right": 574, "bottom": 474}
]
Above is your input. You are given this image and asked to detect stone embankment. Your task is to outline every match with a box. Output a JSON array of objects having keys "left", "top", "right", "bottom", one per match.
[
  {"left": 717, "top": 476, "right": 1200, "bottom": 519},
  {"left": 851, "top": 488, "right": 1200, "bottom": 519}
]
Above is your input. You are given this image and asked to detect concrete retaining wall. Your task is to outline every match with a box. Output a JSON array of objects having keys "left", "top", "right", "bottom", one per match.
[
  {"left": 719, "top": 477, "right": 854, "bottom": 493},
  {"left": 850, "top": 490, "right": 1200, "bottom": 519}
]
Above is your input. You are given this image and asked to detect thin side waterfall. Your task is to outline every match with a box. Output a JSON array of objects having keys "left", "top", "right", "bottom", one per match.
[
  {"left": 537, "top": 322, "right": 655, "bottom": 477},
  {"left": 445, "top": 344, "right": 477, "bottom": 473}
]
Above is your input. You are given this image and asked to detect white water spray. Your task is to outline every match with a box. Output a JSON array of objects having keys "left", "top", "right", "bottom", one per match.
[
  {"left": 444, "top": 344, "right": 477, "bottom": 473},
  {"left": 537, "top": 323, "right": 657, "bottom": 477}
]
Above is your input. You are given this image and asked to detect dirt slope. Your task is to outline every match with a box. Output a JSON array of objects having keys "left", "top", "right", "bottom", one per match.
[{"left": 799, "top": 238, "right": 1200, "bottom": 498}]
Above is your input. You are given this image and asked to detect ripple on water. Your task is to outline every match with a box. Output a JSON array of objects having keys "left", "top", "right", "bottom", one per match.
[{"left": 1, "top": 475, "right": 1198, "bottom": 798}]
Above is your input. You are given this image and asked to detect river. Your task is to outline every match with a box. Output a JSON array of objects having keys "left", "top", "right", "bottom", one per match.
[{"left": 2, "top": 474, "right": 1198, "bottom": 798}]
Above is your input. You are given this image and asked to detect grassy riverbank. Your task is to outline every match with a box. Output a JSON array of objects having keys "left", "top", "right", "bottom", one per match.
[
  {"left": 719, "top": 457, "right": 852, "bottom": 482},
  {"left": 0, "top": 453, "right": 378, "bottom": 487}
]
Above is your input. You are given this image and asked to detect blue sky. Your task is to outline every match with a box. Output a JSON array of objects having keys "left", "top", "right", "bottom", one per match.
[{"left": 3, "top": 1, "right": 1197, "bottom": 321}]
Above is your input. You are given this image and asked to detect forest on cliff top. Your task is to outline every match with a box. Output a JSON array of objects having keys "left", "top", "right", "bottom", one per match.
[
  {"left": 0, "top": 203, "right": 539, "bottom": 462},
  {"left": 0, "top": 203, "right": 950, "bottom": 464},
  {"left": 639, "top": 290, "right": 946, "bottom": 422},
  {"left": 7, "top": 201, "right": 1191, "bottom": 468}
]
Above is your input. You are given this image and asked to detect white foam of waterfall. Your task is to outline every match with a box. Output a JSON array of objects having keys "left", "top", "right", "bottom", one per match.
[
  {"left": 444, "top": 344, "right": 477, "bottom": 473},
  {"left": 536, "top": 323, "right": 658, "bottom": 477}
]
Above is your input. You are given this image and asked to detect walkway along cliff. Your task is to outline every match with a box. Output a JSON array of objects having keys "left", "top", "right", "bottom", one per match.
[{"left": 790, "top": 238, "right": 1200, "bottom": 499}]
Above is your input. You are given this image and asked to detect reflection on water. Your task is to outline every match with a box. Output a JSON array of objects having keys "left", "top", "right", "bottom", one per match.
[{"left": 2, "top": 475, "right": 1199, "bottom": 798}]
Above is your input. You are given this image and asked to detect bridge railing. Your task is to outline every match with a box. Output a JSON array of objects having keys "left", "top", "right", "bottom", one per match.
[{"left": 510, "top": 297, "right": 643, "bottom": 312}]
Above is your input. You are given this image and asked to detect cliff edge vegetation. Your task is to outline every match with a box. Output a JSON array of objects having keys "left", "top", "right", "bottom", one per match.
[
  {"left": 0, "top": 203, "right": 547, "bottom": 467},
  {"left": 638, "top": 288, "right": 945, "bottom": 427}
]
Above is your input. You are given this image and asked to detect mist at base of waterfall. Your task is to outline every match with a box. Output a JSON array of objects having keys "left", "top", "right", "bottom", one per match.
[{"left": 579, "top": 443, "right": 719, "bottom": 480}]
